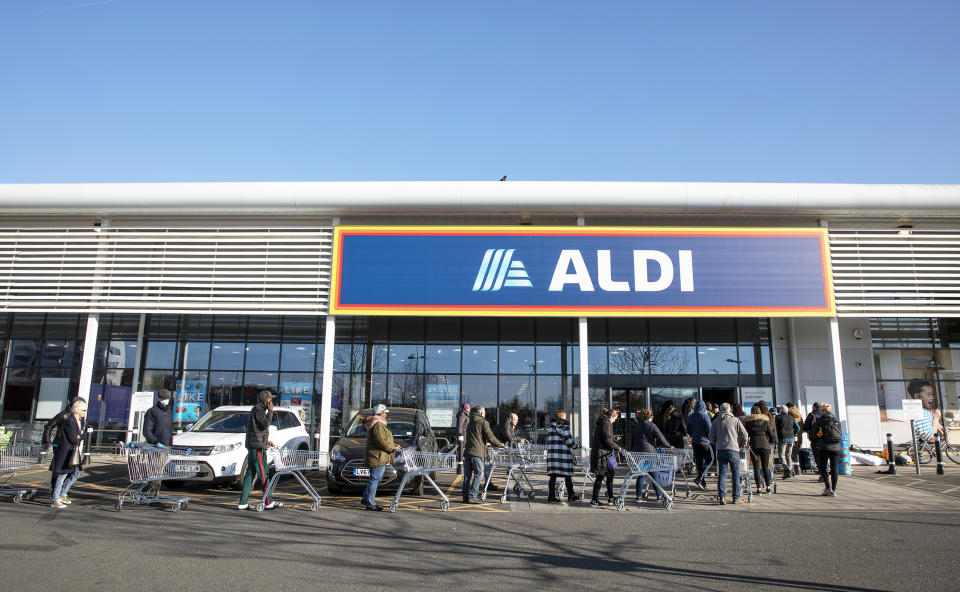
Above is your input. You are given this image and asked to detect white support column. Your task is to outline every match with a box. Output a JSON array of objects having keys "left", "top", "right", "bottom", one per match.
[
  {"left": 77, "top": 313, "right": 100, "bottom": 419},
  {"left": 318, "top": 315, "right": 336, "bottom": 454},
  {"left": 828, "top": 316, "right": 852, "bottom": 474},
  {"left": 578, "top": 318, "right": 590, "bottom": 444},
  {"left": 125, "top": 313, "right": 147, "bottom": 444},
  {"left": 788, "top": 318, "right": 803, "bottom": 412}
]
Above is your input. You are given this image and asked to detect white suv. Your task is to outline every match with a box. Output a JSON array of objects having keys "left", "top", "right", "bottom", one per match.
[{"left": 166, "top": 405, "right": 310, "bottom": 487}]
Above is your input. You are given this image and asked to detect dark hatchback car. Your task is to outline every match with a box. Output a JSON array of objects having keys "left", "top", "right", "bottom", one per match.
[{"left": 326, "top": 407, "right": 439, "bottom": 495}]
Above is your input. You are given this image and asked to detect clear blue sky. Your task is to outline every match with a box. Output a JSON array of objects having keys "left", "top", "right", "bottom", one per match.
[{"left": 1, "top": 1, "right": 957, "bottom": 183}]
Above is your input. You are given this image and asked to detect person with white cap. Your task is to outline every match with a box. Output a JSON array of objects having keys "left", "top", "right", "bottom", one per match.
[
  {"left": 238, "top": 390, "right": 282, "bottom": 511},
  {"left": 361, "top": 404, "right": 401, "bottom": 511}
]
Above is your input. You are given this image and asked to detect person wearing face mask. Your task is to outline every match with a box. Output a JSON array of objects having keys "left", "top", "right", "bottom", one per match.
[{"left": 142, "top": 389, "right": 174, "bottom": 448}]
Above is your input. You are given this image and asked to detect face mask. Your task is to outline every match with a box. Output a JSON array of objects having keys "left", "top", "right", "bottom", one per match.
[{"left": 158, "top": 399, "right": 170, "bottom": 408}]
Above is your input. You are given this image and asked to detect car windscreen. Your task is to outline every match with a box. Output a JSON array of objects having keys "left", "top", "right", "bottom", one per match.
[
  {"left": 191, "top": 411, "right": 247, "bottom": 433},
  {"left": 346, "top": 415, "right": 416, "bottom": 439}
]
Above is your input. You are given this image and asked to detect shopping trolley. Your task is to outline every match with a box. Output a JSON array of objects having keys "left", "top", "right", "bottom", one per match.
[
  {"left": 554, "top": 445, "right": 593, "bottom": 500},
  {"left": 662, "top": 447, "right": 696, "bottom": 498},
  {"left": 0, "top": 442, "right": 42, "bottom": 503},
  {"left": 116, "top": 444, "right": 199, "bottom": 512},
  {"left": 711, "top": 446, "right": 754, "bottom": 503},
  {"left": 482, "top": 446, "right": 535, "bottom": 502},
  {"left": 388, "top": 448, "right": 458, "bottom": 512},
  {"left": 616, "top": 451, "right": 678, "bottom": 510},
  {"left": 257, "top": 448, "right": 329, "bottom": 512}
]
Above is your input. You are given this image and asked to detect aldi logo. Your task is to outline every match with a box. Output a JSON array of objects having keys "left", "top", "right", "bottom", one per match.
[
  {"left": 472, "top": 249, "right": 533, "bottom": 291},
  {"left": 330, "top": 226, "right": 835, "bottom": 317}
]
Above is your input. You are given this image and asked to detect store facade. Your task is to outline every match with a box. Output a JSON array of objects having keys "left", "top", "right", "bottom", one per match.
[{"left": 0, "top": 181, "right": 957, "bottom": 451}]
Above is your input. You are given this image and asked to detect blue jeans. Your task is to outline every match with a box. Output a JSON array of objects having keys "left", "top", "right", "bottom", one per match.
[
  {"left": 463, "top": 455, "right": 484, "bottom": 500},
  {"left": 52, "top": 467, "right": 81, "bottom": 500},
  {"left": 716, "top": 449, "right": 741, "bottom": 500},
  {"left": 361, "top": 465, "right": 386, "bottom": 507}
]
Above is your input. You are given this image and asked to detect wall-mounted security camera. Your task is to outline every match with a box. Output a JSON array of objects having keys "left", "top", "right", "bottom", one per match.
[
  {"left": 851, "top": 328, "right": 864, "bottom": 340},
  {"left": 856, "top": 361, "right": 863, "bottom": 367}
]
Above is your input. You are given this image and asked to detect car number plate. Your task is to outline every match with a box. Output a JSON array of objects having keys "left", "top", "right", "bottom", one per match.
[
  {"left": 353, "top": 468, "right": 370, "bottom": 477},
  {"left": 175, "top": 464, "right": 200, "bottom": 473}
]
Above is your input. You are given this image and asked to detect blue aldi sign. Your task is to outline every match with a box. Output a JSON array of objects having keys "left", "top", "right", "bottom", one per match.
[{"left": 329, "top": 226, "right": 835, "bottom": 317}]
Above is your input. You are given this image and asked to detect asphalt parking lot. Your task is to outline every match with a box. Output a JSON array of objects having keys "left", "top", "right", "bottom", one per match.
[{"left": 1, "top": 458, "right": 959, "bottom": 591}]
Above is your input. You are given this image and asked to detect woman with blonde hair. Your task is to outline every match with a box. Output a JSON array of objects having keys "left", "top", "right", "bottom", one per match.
[
  {"left": 48, "top": 398, "right": 86, "bottom": 509},
  {"left": 546, "top": 409, "right": 582, "bottom": 503}
]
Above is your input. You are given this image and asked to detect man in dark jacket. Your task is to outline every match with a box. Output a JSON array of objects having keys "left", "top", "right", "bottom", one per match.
[
  {"left": 804, "top": 402, "right": 823, "bottom": 477},
  {"left": 142, "top": 389, "right": 173, "bottom": 447},
  {"left": 685, "top": 400, "right": 713, "bottom": 489},
  {"left": 455, "top": 403, "right": 471, "bottom": 475},
  {"left": 462, "top": 406, "right": 503, "bottom": 504},
  {"left": 238, "top": 391, "right": 282, "bottom": 511}
]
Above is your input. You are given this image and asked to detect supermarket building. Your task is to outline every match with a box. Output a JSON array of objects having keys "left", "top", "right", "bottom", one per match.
[{"left": 0, "top": 181, "right": 958, "bottom": 451}]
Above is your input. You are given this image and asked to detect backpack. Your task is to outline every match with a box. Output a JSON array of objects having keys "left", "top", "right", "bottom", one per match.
[{"left": 816, "top": 415, "right": 842, "bottom": 445}]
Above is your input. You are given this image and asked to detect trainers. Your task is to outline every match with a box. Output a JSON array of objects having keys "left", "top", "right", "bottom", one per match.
[
  {"left": 264, "top": 501, "right": 284, "bottom": 510},
  {"left": 755, "top": 490, "right": 763, "bottom": 496},
  {"left": 364, "top": 504, "right": 384, "bottom": 511},
  {"left": 830, "top": 490, "right": 837, "bottom": 497},
  {"left": 58, "top": 496, "right": 72, "bottom": 505},
  {"left": 51, "top": 500, "right": 67, "bottom": 509},
  {"left": 590, "top": 499, "right": 601, "bottom": 508},
  {"left": 821, "top": 487, "right": 833, "bottom": 496},
  {"left": 717, "top": 495, "right": 726, "bottom": 505},
  {"left": 237, "top": 504, "right": 250, "bottom": 510},
  {"left": 766, "top": 487, "right": 772, "bottom": 494},
  {"left": 731, "top": 498, "right": 738, "bottom": 504},
  {"left": 568, "top": 494, "right": 582, "bottom": 503},
  {"left": 467, "top": 497, "right": 483, "bottom": 504},
  {"left": 547, "top": 496, "right": 561, "bottom": 503}
]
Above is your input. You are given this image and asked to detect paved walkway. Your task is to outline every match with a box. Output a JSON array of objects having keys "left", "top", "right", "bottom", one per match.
[{"left": 6, "top": 456, "right": 960, "bottom": 515}]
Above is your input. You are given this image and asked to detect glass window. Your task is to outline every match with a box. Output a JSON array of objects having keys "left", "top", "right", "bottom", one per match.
[
  {"left": 141, "top": 370, "right": 176, "bottom": 393},
  {"left": 537, "top": 375, "right": 564, "bottom": 434},
  {"left": 368, "top": 373, "right": 387, "bottom": 406},
  {"left": 425, "top": 345, "right": 461, "bottom": 374},
  {"left": 43, "top": 314, "right": 83, "bottom": 338},
  {"left": 245, "top": 343, "right": 280, "bottom": 371},
  {"left": 427, "top": 317, "right": 461, "bottom": 342},
  {"left": 650, "top": 387, "right": 699, "bottom": 419},
  {"left": 697, "top": 319, "right": 736, "bottom": 343},
  {"left": 10, "top": 314, "right": 44, "bottom": 338},
  {"left": 608, "top": 345, "right": 647, "bottom": 375},
  {"left": 9, "top": 339, "right": 40, "bottom": 367},
  {"left": 536, "top": 318, "right": 573, "bottom": 343},
  {"left": 697, "top": 346, "right": 740, "bottom": 376},
  {"left": 278, "top": 372, "right": 314, "bottom": 419},
  {"left": 211, "top": 342, "right": 245, "bottom": 370},
  {"left": 181, "top": 315, "right": 213, "bottom": 340},
  {"left": 208, "top": 371, "right": 242, "bottom": 408},
  {"left": 41, "top": 340, "right": 76, "bottom": 369},
  {"left": 499, "top": 345, "right": 535, "bottom": 374},
  {"left": 425, "top": 375, "right": 460, "bottom": 429},
  {"left": 388, "top": 373, "right": 423, "bottom": 408},
  {"left": 147, "top": 314, "right": 181, "bottom": 340},
  {"left": 649, "top": 345, "right": 697, "bottom": 375},
  {"left": 390, "top": 317, "right": 425, "bottom": 342},
  {"left": 571, "top": 345, "right": 609, "bottom": 375},
  {"left": 388, "top": 344, "right": 424, "bottom": 373},
  {"left": 587, "top": 318, "right": 607, "bottom": 343},
  {"left": 334, "top": 343, "right": 354, "bottom": 373},
  {"left": 370, "top": 344, "right": 388, "bottom": 374},
  {"left": 145, "top": 341, "right": 178, "bottom": 369},
  {"left": 499, "top": 375, "right": 536, "bottom": 435},
  {"left": 1, "top": 368, "right": 36, "bottom": 422},
  {"left": 282, "top": 316, "right": 319, "bottom": 339},
  {"left": 243, "top": 371, "right": 278, "bottom": 404},
  {"left": 278, "top": 411, "right": 300, "bottom": 430},
  {"left": 184, "top": 341, "right": 211, "bottom": 370},
  {"left": 463, "top": 318, "right": 498, "bottom": 342},
  {"left": 650, "top": 318, "right": 695, "bottom": 344},
  {"left": 535, "top": 345, "right": 562, "bottom": 374},
  {"left": 35, "top": 368, "right": 75, "bottom": 420},
  {"left": 280, "top": 343, "right": 317, "bottom": 372},
  {"left": 739, "top": 345, "right": 758, "bottom": 376},
  {"left": 462, "top": 345, "right": 498, "bottom": 374},
  {"left": 607, "top": 318, "right": 647, "bottom": 343},
  {"left": 500, "top": 318, "right": 535, "bottom": 343},
  {"left": 212, "top": 315, "right": 247, "bottom": 340},
  {"left": 461, "top": 375, "right": 498, "bottom": 412}
]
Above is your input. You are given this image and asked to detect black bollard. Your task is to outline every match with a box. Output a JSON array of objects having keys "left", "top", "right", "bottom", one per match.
[
  {"left": 935, "top": 433, "right": 945, "bottom": 475},
  {"left": 886, "top": 433, "right": 896, "bottom": 475}
]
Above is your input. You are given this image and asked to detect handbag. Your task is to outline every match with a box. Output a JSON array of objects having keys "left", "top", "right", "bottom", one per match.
[
  {"left": 69, "top": 447, "right": 82, "bottom": 467},
  {"left": 605, "top": 450, "right": 618, "bottom": 471}
]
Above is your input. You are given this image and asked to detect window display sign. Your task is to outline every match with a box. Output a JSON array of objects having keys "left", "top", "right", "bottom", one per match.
[
  {"left": 280, "top": 381, "right": 313, "bottom": 422},
  {"left": 174, "top": 379, "right": 206, "bottom": 423},
  {"left": 330, "top": 226, "right": 834, "bottom": 317},
  {"left": 425, "top": 383, "right": 459, "bottom": 428}
]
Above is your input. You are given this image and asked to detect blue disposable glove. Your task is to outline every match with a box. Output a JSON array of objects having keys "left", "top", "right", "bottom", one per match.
[{"left": 156, "top": 443, "right": 166, "bottom": 449}]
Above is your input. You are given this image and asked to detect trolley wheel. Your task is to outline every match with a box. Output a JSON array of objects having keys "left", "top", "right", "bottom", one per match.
[
  {"left": 12, "top": 493, "right": 22, "bottom": 504},
  {"left": 310, "top": 501, "right": 319, "bottom": 512},
  {"left": 26, "top": 491, "right": 37, "bottom": 501},
  {"left": 115, "top": 500, "right": 123, "bottom": 512},
  {"left": 479, "top": 490, "right": 487, "bottom": 500},
  {"left": 685, "top": 489, "right": 691, "bottom": 499},
  {"left": 171, "top": 502, "right": 181, "bottom": 513},
  {"left": 747, "top": 491, "right": 753, "bottom": 503},
  {"left": 616, "top": 498, "right": 624, "bottom": 511},
  {"left": 181, "top": 501, "right": 189, "bottom": 510},
  {"left": 255, "top": 502, "right": 265, "bottom": 512},
  {"left": 389, "top": 500, "right": 398, "bottom": 513},
  {"left": 663, "top": 499, "right": 673, "bottom": 510},
  {"left": 499, "top": 494, "right": 508, "bottom": 504},
  {"left": 527, "top": 491, "right": 535, "bottom": 500},
  {"left": 440, "top": 500, "right": 449, "bottom": 512}
]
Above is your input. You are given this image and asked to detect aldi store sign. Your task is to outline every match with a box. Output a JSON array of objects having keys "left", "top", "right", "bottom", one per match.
[{"left": 330, "top": 226, "right": 834, "bottom": 317}]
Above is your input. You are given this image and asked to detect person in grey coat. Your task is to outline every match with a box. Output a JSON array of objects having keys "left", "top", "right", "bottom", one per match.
[{"left": 708, "top": 402, "right": 748, "bottom": 505}]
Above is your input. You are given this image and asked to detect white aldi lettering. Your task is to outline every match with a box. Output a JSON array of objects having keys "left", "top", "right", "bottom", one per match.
[{"left": 548, "top": 249, "right": 694, "bottom": 293}]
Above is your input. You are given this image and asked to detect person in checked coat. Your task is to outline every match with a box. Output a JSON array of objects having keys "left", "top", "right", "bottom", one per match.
[{"left": 546, "top": 409, "right": 582, "bottom": 503}]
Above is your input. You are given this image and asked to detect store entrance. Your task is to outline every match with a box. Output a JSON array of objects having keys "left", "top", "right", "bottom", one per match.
[
  {"left": 610, "top": 388, "right": 648, "bottom": 450},
  {"left": 701, "top": 387, "right": 739, "bottom": 412}
]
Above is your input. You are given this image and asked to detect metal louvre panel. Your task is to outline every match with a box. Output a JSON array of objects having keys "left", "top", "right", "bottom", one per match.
[
  {"left": 0, "top": 227, "right": 333, "bottom": 314},
  {"left": 829, "top": 228, "right": 960, "bottom": 317}
]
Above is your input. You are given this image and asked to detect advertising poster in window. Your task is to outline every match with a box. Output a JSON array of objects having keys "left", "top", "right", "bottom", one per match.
[
  {"left": 174, "top": 379, "right": 206, "bottom": 423},
  {"left": 280, "top": 381, "right": 313, "bottom": 422},
  {"left": 875, "top": 349, "right": 959, "bottom": 443},
  {"left": 426, "top": 383, "right": 459, "bottom": 428}
]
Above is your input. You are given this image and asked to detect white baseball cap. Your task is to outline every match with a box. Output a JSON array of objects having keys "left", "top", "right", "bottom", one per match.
[{"left": 373, "top": 404, "right": 388, "bottom": 415}]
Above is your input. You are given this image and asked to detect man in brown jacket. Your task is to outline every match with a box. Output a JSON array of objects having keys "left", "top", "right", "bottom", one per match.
[
  {"left": 361, "top": 404, "right": 400, "bottom": 511},
  {"left": 462, "top": 405, "right": 504, "bottom": 504}
]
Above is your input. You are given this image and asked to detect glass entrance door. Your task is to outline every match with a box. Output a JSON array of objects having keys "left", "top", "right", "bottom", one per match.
[{"left": 611, "top": 387, "right": 648, "bottom": 450}]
